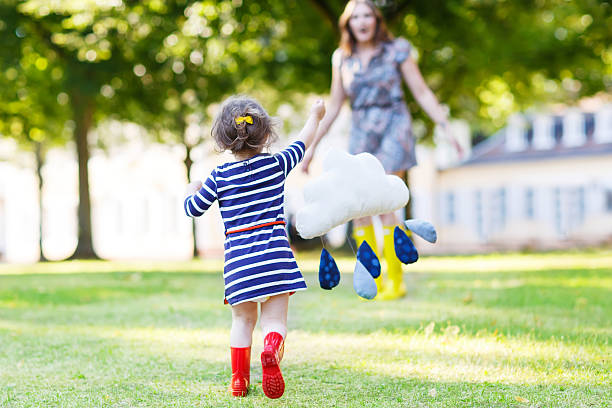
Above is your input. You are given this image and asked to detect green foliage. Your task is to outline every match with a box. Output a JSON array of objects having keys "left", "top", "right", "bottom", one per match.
[
  {"left": 2, "top": 0, "right": 609, "bottom": 139},
  {"left": 0, "top": 0, "right": 610, "bottom": 258},
  {"left": 0, "top": 1, "right": 70, "bottom": 150},
  {"left": 301, "top": 0, "right": 612, "bottom": 133},
  {"left": 0, "top": 0, "right": 338, "bottom": 149}
]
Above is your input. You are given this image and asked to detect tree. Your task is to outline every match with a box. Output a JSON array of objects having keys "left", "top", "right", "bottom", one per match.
[
  {"left": 103, "top": 1, "right": 317, "bottom": 257},
  {"left": 0, "top": 3, "right": 71, "bottom": 260},
  {"left": 1, "top": 0, "right": 610, "bottom": 259},
  {"left": 0, "top": 0, "right": 333, "bottom": 258}
]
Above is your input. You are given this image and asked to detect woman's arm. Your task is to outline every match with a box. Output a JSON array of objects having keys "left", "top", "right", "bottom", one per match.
[
  {"left": 400, "top": 57, "right": 448, "bottom": 125},
  {"left": 302, "top": 62, "right": 346, "bottom": 173},
  {"left": 401, "top": 57, "right": 463, "bottom": 156}
]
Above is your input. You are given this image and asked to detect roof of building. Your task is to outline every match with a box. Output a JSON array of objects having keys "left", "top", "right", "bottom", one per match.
[{"left": 460, "top": 112, "right": 612, "bottom": 166}]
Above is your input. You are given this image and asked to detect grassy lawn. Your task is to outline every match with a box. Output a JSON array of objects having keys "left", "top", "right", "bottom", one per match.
[{"left": 0, "top": 251, "right": 610, "bottom": 407}]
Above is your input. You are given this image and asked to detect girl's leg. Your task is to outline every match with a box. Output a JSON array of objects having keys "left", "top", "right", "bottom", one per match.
[
  {"left": 259, "top": 293, "right": 289, "bottom": 399},
  {"left": 259, "top": 293, "right": 288, "bottom": 339},
  {"left": 230, "top": 301, "right": 258, "bottom": 347},
  {"left": 229, "top": 301, "right": 258, "bottom": 397}
]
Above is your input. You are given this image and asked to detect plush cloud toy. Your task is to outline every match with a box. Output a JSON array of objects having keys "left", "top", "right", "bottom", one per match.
[
  {"left": 299, "top": 149, "right": 437, "bottom": 300},
  {"left": 296, "top": 149, "right": 409, "bottom": 239}
]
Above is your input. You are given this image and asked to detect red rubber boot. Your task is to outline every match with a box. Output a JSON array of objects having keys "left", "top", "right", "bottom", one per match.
[
  {"left": 261, "top": 332, "right": 285, "bottom": 399},
  {"left": 230, "top": 347, "right": 250, "bottom": 397}
]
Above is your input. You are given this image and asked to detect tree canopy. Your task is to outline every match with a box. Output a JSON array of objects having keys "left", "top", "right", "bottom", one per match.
[
  {"left": 301, "top": 0, "right": 612, "bottom": 132},
  {"left": 0, "top": 0, "right": 610, "bottom": 258}
]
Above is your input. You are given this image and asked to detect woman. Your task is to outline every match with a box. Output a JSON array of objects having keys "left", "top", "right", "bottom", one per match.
[{"left": 302, "top": 0, "right": 460, "bottom": 300}]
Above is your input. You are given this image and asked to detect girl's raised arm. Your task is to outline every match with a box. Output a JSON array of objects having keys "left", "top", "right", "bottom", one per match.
[
  {"left": 300, "top": 99, "right": 326, "bottom": 151},
  {"left": 302, "top": 56, "right": 346, "bottom": 173}
]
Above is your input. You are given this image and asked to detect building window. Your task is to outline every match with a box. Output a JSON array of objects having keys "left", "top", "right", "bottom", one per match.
[
  {"left": 446, "top": 192, "right": 456, "bottom": 224},
  {"left": 525, "top": 124, "right": 534, "bottom": 146},
  {"left": 577, "top": 187, "right": 585, "bottom": 222},
  {"left": 475, "top": 190, "right": 484, "bottom": 239},
  {"left": 606, "top": 190, "right": 612, "bottom": 213},
  {"left": 584, "top": 113, "right": 595, "bottom": 139},
  {"left": 554, "top": 187, "right": 563, "bottom": 235},
  {"left": 553, "top": 116, "right": 564, "bottom": 144},
  {"left": 497, "top": 188, "right": 507, "bottom": 228},
  {"left": 525, "top": 188, "right": 535, "bottom": 220}
]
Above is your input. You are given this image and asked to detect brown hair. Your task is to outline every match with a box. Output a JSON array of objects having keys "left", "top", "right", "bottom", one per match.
[
  {"left": 211, "top": 95, "right": 278, "bottom": 155},
  {"left": 338, "top": 0, "right": 393, "bottom": 56}
]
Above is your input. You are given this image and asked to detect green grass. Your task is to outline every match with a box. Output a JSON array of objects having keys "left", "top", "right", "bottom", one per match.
[{"left": 0, "top": 251, "right": 610, "bottom": 407}]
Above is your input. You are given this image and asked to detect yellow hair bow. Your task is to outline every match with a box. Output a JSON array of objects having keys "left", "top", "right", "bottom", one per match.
[{"left": 235, "top": 115, "right": 253, "bottom": 125}]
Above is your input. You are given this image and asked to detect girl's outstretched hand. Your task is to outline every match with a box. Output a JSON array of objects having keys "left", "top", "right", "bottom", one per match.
[
  {"left": 311, "top": 99, "right": 326, "bottom": 120},
  {"left": 301, "top": 149, "right": 314, "bottom": 174},
  {"left": 185, "top": 180, "right": 203, "bottom": 196}
]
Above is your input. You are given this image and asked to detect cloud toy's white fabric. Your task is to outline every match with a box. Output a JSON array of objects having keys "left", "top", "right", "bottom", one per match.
[{"left": 296, "top": 149, "right": 409, "bottom": 239}]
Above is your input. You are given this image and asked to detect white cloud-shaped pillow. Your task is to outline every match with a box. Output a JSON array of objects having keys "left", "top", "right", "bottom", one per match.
[{"left": 296, "top": 149, "right": 409, "bottom": 239}]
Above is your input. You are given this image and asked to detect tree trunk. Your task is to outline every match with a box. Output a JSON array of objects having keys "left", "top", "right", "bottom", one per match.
[
  {"left": 68, "top": 91, "right": 99, "bottom": 260},
  {"left": 34, "top": 142, "right": 48, "bottom": 262},
  {"left": 184, "top": 143, "right": 199, "bottom": 258}
]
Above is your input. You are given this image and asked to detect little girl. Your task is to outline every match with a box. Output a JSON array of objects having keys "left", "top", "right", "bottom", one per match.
[{"left": 184, "top": 95, "right": 325, "bottom": 399}]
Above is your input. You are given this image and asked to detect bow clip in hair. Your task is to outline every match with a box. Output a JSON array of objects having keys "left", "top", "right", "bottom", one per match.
[{"left": 234, "top": 115, "right": 253, "bottom": 125}]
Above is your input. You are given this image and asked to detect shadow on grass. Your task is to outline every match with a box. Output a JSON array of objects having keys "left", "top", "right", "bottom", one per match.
[
  {"left": 0, "top": 267, "right": 609, "bottom": 345},
  {"left": 3, "top": 376, "right": 607, "bottom": 408},
  {"left": 0, "top": 271, "right": 224, "bottom": 306},
  {"left": 1, "top": 260, "right": 610, "bottom": 406},
  {"left": 1, "top": 325, "right": 608, "bottom": 408}
]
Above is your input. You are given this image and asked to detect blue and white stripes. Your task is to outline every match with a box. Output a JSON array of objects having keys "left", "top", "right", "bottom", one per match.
[
  {"left": 184, "top": 170, "right": 217, "bottom": 218},
  {"left": 184, "top": 141, "right": 307, "bottom": 305}
]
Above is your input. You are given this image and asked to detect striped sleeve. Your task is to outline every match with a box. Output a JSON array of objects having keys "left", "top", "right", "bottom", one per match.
[
  {"left": 184, "top": 170, "right": 218, "bottom": 218},
  {"left": 274, "top": 141, "right": 305, "bottom": 177}
]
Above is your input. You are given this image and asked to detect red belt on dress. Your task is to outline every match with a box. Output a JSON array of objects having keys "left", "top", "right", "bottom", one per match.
[{"left": 225, "top": 220, "right": 286, "bottom": 236}]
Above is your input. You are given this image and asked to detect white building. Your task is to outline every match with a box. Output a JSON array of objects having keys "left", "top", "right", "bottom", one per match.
[{"left": 410, "top": 104, "right": 612, "bottom": 253}]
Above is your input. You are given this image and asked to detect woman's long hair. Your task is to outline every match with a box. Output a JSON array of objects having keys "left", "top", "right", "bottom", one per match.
[{"left": 338, "top": 0, "right": 393, "bottom": 56}]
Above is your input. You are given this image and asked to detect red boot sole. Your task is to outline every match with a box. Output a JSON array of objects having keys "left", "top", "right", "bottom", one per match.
[{"left": 261, "top": 350, "right": 284, "bottom": 399}]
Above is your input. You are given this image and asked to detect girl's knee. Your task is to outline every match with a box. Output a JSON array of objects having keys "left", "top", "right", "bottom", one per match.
[
  {"left": 232, "top": 303, "right": 258, "bottom": 328},
  {"left": 233, "top": 313, "right": 257, "bottom": 331}
]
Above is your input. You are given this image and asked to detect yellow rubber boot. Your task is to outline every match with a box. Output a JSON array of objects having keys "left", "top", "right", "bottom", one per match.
[
  {"left": 377, "top": 226, "right": 406, "bottom": 300},
  {"left": 352, "top": 224, "right": 384, "bottom": 293}
]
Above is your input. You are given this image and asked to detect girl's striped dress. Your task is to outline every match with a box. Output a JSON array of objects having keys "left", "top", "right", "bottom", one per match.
[{"left": 184, "top": 141, "right": 308, "bottom": 305}]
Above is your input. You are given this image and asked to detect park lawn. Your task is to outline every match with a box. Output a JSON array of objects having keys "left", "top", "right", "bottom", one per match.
[{"left": 0, "top": 251, "right": 610, "bottom": 408}]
